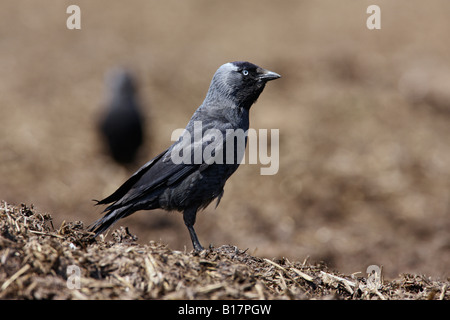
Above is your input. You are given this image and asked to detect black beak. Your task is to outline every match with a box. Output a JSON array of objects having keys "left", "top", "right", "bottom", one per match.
[{"left": 258, "top": 68, "right": 281, "bottom": 81}]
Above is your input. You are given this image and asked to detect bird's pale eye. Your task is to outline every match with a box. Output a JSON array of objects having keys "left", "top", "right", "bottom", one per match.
[{"left": 242, "top": 70, "right": 249, "bottom": 76}]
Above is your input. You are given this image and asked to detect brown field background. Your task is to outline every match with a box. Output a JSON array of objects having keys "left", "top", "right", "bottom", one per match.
[{"left": 0, "top": 1, "right": 449, "bottom": 279}]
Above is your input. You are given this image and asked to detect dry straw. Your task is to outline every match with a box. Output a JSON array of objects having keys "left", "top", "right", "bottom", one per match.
[{"left": 0, "top": 201, "right": 448, "bottom": 300}]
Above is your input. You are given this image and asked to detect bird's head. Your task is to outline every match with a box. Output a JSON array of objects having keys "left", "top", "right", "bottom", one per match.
[
  {"left": 206, "top": 61, "right": 281, "bottom": 110},
  {"left": 106, "top": 68, "right": 136, "bottom": 98}
]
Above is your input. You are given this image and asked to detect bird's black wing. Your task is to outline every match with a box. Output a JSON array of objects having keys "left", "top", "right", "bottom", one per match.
[
  {"left": 95, "top": 115, "right": 235, "bottom": 214},
  {"left": 95, "top": 143, "right": 208, "bottom": 212},
  {"left": 94, "top": 149, "right": 167, "bottom": 206}
]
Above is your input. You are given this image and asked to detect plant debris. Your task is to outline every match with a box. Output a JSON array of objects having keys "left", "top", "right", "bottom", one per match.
[{"left": 0, "top": 201, "right": 448, "bottom": 300}]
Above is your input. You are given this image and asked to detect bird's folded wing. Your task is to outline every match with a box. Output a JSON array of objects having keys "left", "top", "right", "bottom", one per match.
[{"left": 96, "top": 148, "right": 205, "bottom": 210}]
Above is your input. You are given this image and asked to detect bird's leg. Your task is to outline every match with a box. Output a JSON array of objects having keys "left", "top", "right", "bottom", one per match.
[
  {"left": 187, "top": 225, "right": 204, "bottom": 252},
  {"left": 183, "top": 208, "right": 204, "bottom": 251}
]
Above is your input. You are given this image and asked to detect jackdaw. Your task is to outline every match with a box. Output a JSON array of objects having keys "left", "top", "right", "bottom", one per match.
[
  {"left": 89, "top": 61, "right": 280, "bottom": 251},
  {"left": 99, "top": 68, "right": 144, "bottom": 165}
]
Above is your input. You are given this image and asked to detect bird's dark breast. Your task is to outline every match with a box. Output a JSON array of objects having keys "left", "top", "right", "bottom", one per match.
[
  {"left": 157, "top": 106, "right": 249, "bottom": 212},
  {"left": 233, "top": 82, "right": 266, "bottom": 110}
]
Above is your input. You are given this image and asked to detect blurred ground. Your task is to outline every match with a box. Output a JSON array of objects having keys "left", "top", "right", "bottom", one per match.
[{"left": 0, "top": 1, "right": 449, "bottom": 280}]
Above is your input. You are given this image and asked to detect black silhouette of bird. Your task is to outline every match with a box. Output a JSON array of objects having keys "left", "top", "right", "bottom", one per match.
[
  {"left": 98, "top": 68, "right": 144, "bottom": 165},
  {"left": 89, "top": 61, "right": 280, "bottom": 251}
]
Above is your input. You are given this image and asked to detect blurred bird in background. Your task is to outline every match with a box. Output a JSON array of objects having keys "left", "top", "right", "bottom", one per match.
[{"left": 98, "top": 68, "right": 145, "bottom": 166}]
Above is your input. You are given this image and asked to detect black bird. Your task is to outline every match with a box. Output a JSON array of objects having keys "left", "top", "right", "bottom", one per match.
[
  {"left": 89, "top": 61, "right": 280, "bottom": 251},
  {"left": 99, "top": 68, "right": 144, "bottom": 165}
]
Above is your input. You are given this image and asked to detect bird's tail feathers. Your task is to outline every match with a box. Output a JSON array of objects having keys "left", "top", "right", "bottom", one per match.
[{"left": 87, "top": 205, "right": 134, "bottom": 237}]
